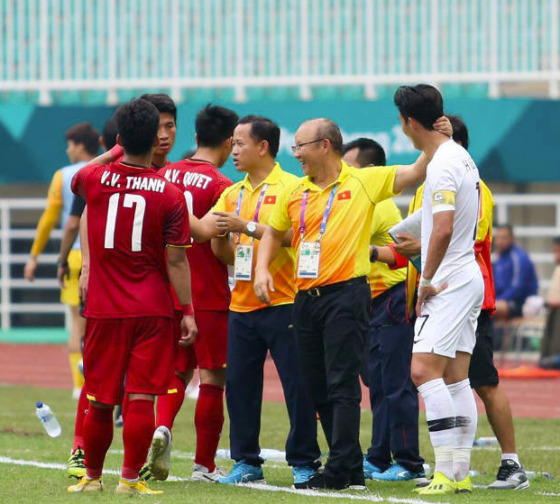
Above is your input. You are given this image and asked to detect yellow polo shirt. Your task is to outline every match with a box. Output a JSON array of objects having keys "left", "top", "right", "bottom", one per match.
[
  {"left": 369, "top": 199, "right": 406, "bottom": 298},
  {"left": 268, "top": 161, "right": 400, "bottom": 290},
  {"left": 212, "top": 163, "right": 297, "bottom": 312}
]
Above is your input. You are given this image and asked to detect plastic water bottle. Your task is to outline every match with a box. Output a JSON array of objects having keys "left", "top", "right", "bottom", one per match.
[
  {"left": 35, "top": 401, "right": 62, "bottom": 437},
  {"left": 473, "top": 436, "right": 498, "bottom": 447}
]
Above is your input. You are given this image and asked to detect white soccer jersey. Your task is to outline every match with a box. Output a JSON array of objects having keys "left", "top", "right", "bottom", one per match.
[{"left": 421, "top": 140, "right": 480, "bottom": 284}]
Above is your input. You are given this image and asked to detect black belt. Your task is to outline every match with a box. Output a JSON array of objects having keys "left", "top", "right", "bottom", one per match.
[{"left": 298, "top": 276, "right": 368, "bottom": 298}]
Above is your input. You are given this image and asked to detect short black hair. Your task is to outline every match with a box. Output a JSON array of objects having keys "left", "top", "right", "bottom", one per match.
[
  {"left": 496, "top": 223, "right": 514, "bottom": 237},
  {"left": 314, "top": 119, "right": 343, "bottom": 155},
  {"left": 102, "top": 115, "right": 118, "bottom": 151},
  {"left": 114, "top": 99, "right": 160, "bottom": 155},
  {"left": 393, "top": 84, "right": 444, "bottom": 130},
  {"left": 342, "top": 138, "right": 386, "bottom": 167},
  {"left": 238, "top": 115, "right": 280, "bottom": 157},
  {"left": 139, "top": 93, "right": 177, "bottom": 123},
  {"left": 447, "top": 114, "right": 469, "bottom": 151},
  {"left": 65, "top": 122, "right": 100, "bottom": 155},
  {"left": 196, "top": 104, "right": 239, "bottom": 148}
]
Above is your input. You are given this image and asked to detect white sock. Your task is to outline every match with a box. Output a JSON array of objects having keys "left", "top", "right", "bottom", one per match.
[
  {"left": 501, "top": 453, "right": 520, "bottom": 465},
  {"left": 417, "top": 378, "right": 456, "bottom": 480},
  {"left": 447, "top": 379, "right": 478, "bottom": 481}
]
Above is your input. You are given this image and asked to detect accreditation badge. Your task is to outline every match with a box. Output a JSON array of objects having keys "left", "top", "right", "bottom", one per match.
[
  {"left": 297, "top": 241, "right": 321, "bottom": 278},
  {"left": 234, "top": 244, "right": 254, "bottom": 281}
]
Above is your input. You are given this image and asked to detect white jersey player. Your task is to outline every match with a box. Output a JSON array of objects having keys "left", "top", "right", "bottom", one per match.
[{"left": 394, "top": 84, "right": 484, "bottom": 496}]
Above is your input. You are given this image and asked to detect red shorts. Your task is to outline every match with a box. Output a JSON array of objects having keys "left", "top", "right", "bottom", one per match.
[
  {"left": 175, "top": 310, "right": 228, "bottom": 373},
  {"left": 84, "top": 317, "right": 175, "bottom": 405}
]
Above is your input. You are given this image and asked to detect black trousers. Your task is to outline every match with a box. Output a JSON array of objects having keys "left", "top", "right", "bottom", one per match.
[
  {"left": 365, "top": 282, "right": 424, "bottom": 473},
  {"left": 226, "top": 304, "right": 321, "bottom": 468},
  {"left": 293, "top": 278, "right": 371, "bottom": 484}
]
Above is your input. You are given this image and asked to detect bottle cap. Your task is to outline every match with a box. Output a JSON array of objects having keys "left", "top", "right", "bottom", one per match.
[{"left": 36, "top": 401, "right": 43, "bottom": 408}]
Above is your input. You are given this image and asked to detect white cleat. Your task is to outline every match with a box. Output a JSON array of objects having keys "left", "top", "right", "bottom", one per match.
[
  {"left": 148, "top": 426, "right": 172, "bottom": 481},
  {"left": 191, "top": 463, "right": 227, "bottom": 482}
]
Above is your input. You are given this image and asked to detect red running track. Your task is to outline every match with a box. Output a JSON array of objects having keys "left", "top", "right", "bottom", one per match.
[{"left": 1, "top": 343, "right": 559, "bottom": 419}]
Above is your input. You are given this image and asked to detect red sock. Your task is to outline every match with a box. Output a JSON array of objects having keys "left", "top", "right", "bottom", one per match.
[
  {"left": 156, "top": 374, "right": 186, "bottom": 430},
  {"left": 194, "top": 383, "right": 224, "bottom": 472},
  {"left": 83, "top": 405, "right": 113, "bottom": 479},
  {"left": 73, "top": 386, "right": 89, "bottom": 451},
  {"left": 122, "top": 399, "right": 155, "bottom": 480}
]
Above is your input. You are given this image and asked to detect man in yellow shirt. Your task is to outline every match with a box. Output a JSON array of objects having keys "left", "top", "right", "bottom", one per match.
[
  {"left": 342, "top": 138, "right": 425, "bottom": 482},
  {"left": 190, "top": 115, "right": 321, "bottom": 488},
  {"left": 24, "top": 122, "right": 100, "bottom": 398},
  {"left": 254, "top": 118, "right": 430, "bottom": 490}
]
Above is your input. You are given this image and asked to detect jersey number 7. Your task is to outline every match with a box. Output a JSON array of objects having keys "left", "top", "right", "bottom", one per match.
[{"left": 104, "top": 193, "right": 146, "bottom": 251}]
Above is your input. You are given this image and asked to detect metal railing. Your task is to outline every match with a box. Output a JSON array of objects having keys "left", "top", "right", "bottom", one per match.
[
  {"left": 1, "top": 195, "right": 560, "bottom": 329},
  {"left": 0, "top": 0, "right": 559, "bottom": 103}
]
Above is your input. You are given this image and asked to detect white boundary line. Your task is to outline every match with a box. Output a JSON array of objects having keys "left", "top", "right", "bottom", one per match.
[{"left": 0, "top": 455, "right": 453, "bottom": 504}]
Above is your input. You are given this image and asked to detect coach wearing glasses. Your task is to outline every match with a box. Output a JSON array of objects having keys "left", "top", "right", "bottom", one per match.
[{"left": 254, "top": 118, "right": 429, "bottom": 490}]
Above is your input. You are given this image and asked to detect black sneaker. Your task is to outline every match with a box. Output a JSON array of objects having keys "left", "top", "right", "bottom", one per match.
[
  {"left": 297, "top": 473, "right": 349, "bottom": 490},
  {"left": 488, "top": 459, "right": 530, "bottom": 490}
]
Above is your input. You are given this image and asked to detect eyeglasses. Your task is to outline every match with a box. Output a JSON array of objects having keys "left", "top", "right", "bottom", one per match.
[{"left": 291, "top": 138, "right": 327, "bottom": 153}]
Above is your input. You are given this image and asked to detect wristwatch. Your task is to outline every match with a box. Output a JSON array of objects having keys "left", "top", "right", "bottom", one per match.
[
  {"left": 369, "top": 246, "right": 379, "bottom": 263},
  {"left": 246, "top": 221, "right": 257, "bottom": 237}
]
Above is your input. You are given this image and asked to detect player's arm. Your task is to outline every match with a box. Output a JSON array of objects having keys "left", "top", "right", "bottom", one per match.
[
  {"left": 57, "top": 196, "right": 86, "bottom": 287},
  {"left": 211, "top": 236, "right": 234, "bottom": 265},
  {"left": 166, "top": 246, "right": 198, "bottom": 346},
  {"left": 24, "top": 171, "right": 63, "bottom": 281},
  {"left": 189, "top": 212, "right": 222, "bottom": 243},
  {"left": 78, "top": 206, "right": 89, "bottom": 302},
  {"left": 416, "top": 210, "right": 453, "bottom": 315},
  {"left": 254, "top": 225, "right": 286, "bottom": 305}
]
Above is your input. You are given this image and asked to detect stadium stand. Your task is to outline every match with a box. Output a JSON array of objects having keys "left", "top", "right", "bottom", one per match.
[{"left": 0, "top": 0, "right": 559, "bottom": 104}]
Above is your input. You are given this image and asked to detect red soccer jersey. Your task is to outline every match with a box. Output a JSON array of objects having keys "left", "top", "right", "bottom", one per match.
[
  {"left": 159, "top": 159, "right": 232, "bottom": 311},
  {"left": 72, "top": 161, "right": 191, "bottom": 319}
]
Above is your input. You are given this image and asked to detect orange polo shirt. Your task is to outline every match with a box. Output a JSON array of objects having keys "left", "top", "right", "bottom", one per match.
[{"left": 212, "top": 163, "right": 297, "bottom": 312}]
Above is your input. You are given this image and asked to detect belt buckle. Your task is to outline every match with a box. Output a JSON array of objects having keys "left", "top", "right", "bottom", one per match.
[{"left": 308, "top": 288, "right": 321, "bottom": 297}]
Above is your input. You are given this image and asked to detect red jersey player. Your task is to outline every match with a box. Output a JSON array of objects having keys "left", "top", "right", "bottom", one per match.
[
  {"left": 150, "top": 104, "right": 239, "bottom": 482},
  {"left": 66, "top": 94, "right": 181, "bottom": 482},
  {"left": 67, "top": 99, "right": 196, "bottom": 496}
]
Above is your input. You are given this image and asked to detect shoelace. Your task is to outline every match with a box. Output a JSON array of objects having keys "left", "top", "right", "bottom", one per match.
[
  {"left": 229, "top": 461, "right": 250, "bottom": 478},
  {"left": 496, "top": 462, "right": 519, "bottom": 481}
]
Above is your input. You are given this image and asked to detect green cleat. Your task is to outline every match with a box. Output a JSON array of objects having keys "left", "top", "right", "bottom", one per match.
[{"left": 66, "top": 448, "right": 86, "bottom": 479}]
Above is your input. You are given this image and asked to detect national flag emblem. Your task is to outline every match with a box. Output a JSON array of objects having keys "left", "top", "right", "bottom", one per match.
[
  {"left": 264, "top": 195, "right": 277, "bottom": 204},
  {"left": 338, "top": 190, "right": 351, "bottom": 200}
]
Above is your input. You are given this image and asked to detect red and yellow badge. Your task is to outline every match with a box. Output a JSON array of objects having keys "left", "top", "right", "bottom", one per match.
[
  {"left": 264, "top": 195, "right": 277, "bottom": 204},
  {"left": 337, "top": 190, "right": 351, "bottom": 200}
]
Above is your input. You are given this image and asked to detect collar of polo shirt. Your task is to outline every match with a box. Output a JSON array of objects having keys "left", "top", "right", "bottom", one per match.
[
  {"left": 301, "top": 160, "right": 352, "bottom": 192},
  {"left": 240, "top": 162, "right": 283, "bottom": 191}
]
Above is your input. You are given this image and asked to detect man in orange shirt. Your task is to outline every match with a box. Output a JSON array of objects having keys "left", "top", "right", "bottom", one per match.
[{"left": 190, "top": 116, "right": 321, "bottom": 488}]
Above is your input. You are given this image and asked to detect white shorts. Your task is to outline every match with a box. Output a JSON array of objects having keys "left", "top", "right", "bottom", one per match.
[{"left": 413, "top": 264, "right": 484, "bottom": 358}]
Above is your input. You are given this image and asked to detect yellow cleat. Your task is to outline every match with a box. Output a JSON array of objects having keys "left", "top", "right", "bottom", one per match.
[
  {"left": 417, "top": 472, "right": 456, "bottom": 495},
  {"left": 115, "top": 478, "right": 164, "bottom": 496},
  {"left": 455, "top": 474, "right": 473, "bottom": 493},
  {"left": 66, "top": 448, "right": 86, "bottom": 479},
  {"left": 67, "top": 476, "right": 104, "bottom": 493}
]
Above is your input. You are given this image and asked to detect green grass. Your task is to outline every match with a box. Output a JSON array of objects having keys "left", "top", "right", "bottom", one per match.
[{"left": 1, "top": 383, "right": 559, "bottom": 503}]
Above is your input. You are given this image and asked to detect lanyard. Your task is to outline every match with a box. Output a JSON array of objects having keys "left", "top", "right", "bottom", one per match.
[
  {"left": 299, "top": 184, "right": 338, "bottom": 241},
  {"left": 235, "top": 183, "right": 268, "bottom": 243}
]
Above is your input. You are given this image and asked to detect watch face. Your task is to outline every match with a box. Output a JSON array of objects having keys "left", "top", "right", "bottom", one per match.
[{"left": 247, "top": 221, "right": 257, "bottom": 232}]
